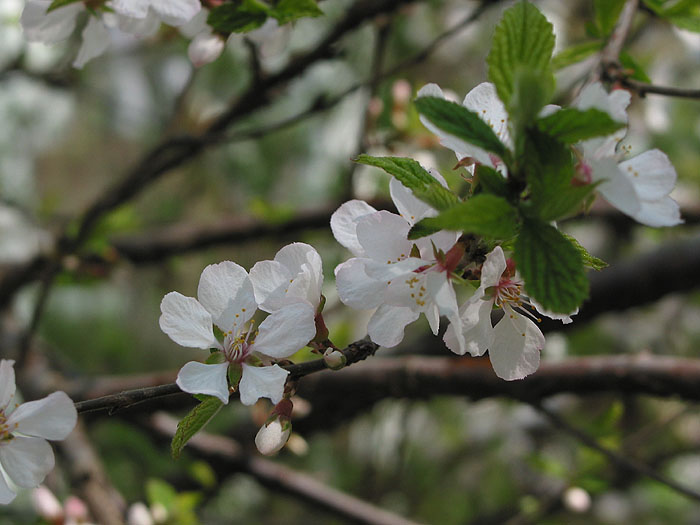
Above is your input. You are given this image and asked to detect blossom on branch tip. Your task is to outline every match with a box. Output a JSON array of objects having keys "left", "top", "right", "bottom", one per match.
[
  {"left": 159, "top": 261, "right": 316, "bottom": 405},
  {"left": 444, "top": 247, "right": 569, "bottom": 380},
  {"left": 331, "top": 171, "right": 460, "bottom": 347},
  {"left": 0, "top": 360, "right": 77, "bottom": 505},
  {"left": 574, "top": 83, "right": 682, "bottom": 227}
]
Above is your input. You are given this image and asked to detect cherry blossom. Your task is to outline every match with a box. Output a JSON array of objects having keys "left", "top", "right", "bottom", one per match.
[
  {"left": 331, "top": 172, "right": 460, "bottom": 347},
  {"left": 0, "top": 360, "right": 77, "bottom": 505},
  {"left": 255, "top": 416, "right": 291, "bottom": 456},
  {"left": 159, "top": 261, "right": 316, "bottom": 405},
  {"left": 575, "top": 83, "right": 682, "bottom": 227},
  {"left": 443, "top": 247, "right": 550, "bottom": 380},
  {"left": 109, "top": 0, "right": 201, "bottom": 26},
  {"left": 249, "top": 242, "right": 323, "bottom": 314}
]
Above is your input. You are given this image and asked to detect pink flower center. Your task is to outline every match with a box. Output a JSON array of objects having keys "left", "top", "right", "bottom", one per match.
[{"left": 574, "top": 161, "right": 593, "bottom": 185}]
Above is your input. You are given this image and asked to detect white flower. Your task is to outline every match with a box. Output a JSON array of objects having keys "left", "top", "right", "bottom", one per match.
[
  {"left": 187, "top": 30, "right": 226, "bottom": 68},
  {"left": 20, "top": 0, "right": 82, "bottom": 44},
  {"left": 575, "top": 83, "right": 682, "bottom": 227},
  {"left": 443, "top": 247, "right": 549, "bottom": 380},
  {"left": 159, "top": 261, "right": 316, "bottom": 405},
  {"left": 418, "top": 82, "right": 511, "bottom": 171},
  {"left": 331, "top": 171, "right": 460, "bottom": 347},
  {"left": 109, "top": 0, "right": 201, "bottom": 26},
  {"left": 254, "top": 417, "right": 291, "bottom": 456},
  {"left": 249, "top": 242, "right": 323, "bottom": 313},
  {"left": 0, "top": 360, "right": 77, "bottom": 505}
]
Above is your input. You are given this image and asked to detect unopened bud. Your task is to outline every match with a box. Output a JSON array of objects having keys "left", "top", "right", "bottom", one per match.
[
  {"left": 563, "top": 486, "right": 591, "bottom": 513},
  {"left": 323, "top": 348, "right": 346, "bottom": 370},
  {"left": 188, "top": 31, "right": 225, "bottom": 68},
  {"left": 31, "top": 486, "right": 63, "bottom": 521},
  {"left": 64, "top": 496, "right": 88, "bottom": 521},
  {"left": 127, "top": 502, "right": 154, "bottom": 525},
  {"left": 255, "top": 417, "right": 291, "bottom": 456}
]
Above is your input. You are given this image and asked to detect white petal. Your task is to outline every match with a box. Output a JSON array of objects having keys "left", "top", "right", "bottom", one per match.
[
  {"left": 274, "top": 243, "right": 323, "bottom": 306},
  {"left": 589, "top": 157, "right": 641, "bottom": 217},
  {"left": 620, "top": 149, "right": 677, "bottom": 200},
  {"left": 444, "top": 297, "right": 494, "bottom": 356},
  {"left": 249, "top": 260, "right": 292, "bottom": 312},
  {"left": 72, "top": 16, "right": 110, "bottom": 69},
  {"left": 425, "top": 304, "right": 440, "bottom": 334},
  {"left": 463, "top": 82, "right": 511, "bottom": 149},
  {"left": 531, "top": 299, "right": 577, "bottom": 324},
  {"left": 239, "top": 364, "right": 288, "bottom": 406},
  {"left": 419, "top": 228, "right": 460, "bottom": 258},
  {"left": 416, "top": 83, "right": 445, "bottom": 99},
  {"left": 389, "top": 169, "right": 447, "bottom": 226},
  {"left": 253, "top": 302, "right": 316, "bottom": 359},
  {"left": 159, "top": 292, "right": 220, "bottom": 349},
  {"left": 255, "top": 418, "right": 290, "bottom": 456},
  {"left": 330, "top": 200, "right": 377, "bottom": 256},
  {"left": 176, "top": 362, "right": 230, "bottom": 404},
  {"left": 0, "top": 436, "right": 54, "bottom": 488},
  {"left": 116, "top": 11, "right": 160, "bottom": 36},
  {"left": 7, "top": 392, "right": 76, "bottom": 441},
  {"left": 21, "top": 0, "right": 82, "bottom": 44},
  {"left": 489, "top": 307, "right": 544, "bottom": 380},
  {"left": 635, "top": 196, "right": 683, "bottom": 227},
  {"left": 150, "top": 0, "right": 201, "bottom": 25},
  {"left": 576, "top": 83, "right": 630, "bottom": 158},
  {"left": 0, "top": 360, "right": 16, "bottom": 411},
  {"left": 416, "top": 82, "right": 496, "bottom": 161},
  {"left": 197, "top": 261, "right": 256, "bottom": 332},
  {"left": 356, "top": 211, "right": 412, "bottom": 264},
  {"left": 367, "top": 304, "right": 419, "bottom": 348},
  {"left": 363, "top": 257, "right": 425, "bottom": 281},
  {"left": 110, "top": 0, "right": 149, "bottom": 19},
  {"left": 480, "top": 246, "right": 507, "bottom": 288},
  {"left": 334, "top": 258, "right": 385, "bottom": 310},
  {"left": 188, "top": 31, "right": 225, "bottom": 67},
  {"left": 0, "top": 471, "right": 15, "bottom": 504}
]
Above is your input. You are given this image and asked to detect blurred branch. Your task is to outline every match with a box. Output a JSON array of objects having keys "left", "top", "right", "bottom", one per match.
[
  {"left": 531, "top": 401, "right": 700, "bottom": 503},
  {"left": 58, "top": 423, "right": 127, "bottom": 525},
  {"left": 0, "top": 0, "right": 433, "bottom": 311},
  {"left": 72, "top": 353, "right": 700, "bottom": 417},
  {"left": 149, "top": 412, "right": 425, "bottom": 525},
  {"left": 614, "top": 77, "right": 700, "bottom": 99}
]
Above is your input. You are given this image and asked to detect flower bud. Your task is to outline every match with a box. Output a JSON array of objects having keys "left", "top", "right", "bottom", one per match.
[
  {"left": 188, "top": 31, "right": 225, "bottom": 68},
  {"left": 323, "top": 348, "right": 346, "bottom": 370},
  {"left": 64, "top": 495, "right": 89, "bottom": 521},
  {"left": 31, "top": 486, "right": 63, "bottom": 521},
  {"left": 255, "top": 417, "right": 291, "bottom": 456},
  {"left": 127, "top": 503, "right": 154, "bottom": 525}
]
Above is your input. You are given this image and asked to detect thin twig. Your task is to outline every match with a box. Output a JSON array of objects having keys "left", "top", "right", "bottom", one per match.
[
  {"left": 74, "top": 338, "right": 378, "bottom": 414},
  {"left": 531, "top": 401, "right": 700, "bottom": 504},
  {"left": 617, "top": 77, "right": 700, "bottom": 99}
]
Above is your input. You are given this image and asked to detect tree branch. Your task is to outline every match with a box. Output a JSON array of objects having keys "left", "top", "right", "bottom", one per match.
[
  {"left": 149, "top": 412, "right": 425, "bottom": 525},
  {"left": 531, "top": 401, "right": 700, "bottom": 503}
]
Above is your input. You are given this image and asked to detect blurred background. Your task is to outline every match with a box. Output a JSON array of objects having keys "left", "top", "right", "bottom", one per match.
[{"left": 1, "top": 0, "right": 700, "bottom": 523}]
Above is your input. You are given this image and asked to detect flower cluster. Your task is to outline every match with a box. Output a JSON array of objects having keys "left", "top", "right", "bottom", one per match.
[
  {"left": 0, "top": 359, "right": 77, "bottom": 504},
  {"left": 21, "top": 0, "right": 203, "bottom": 68},
  {"left": 159, "top": 243, "right": 322, "bottom": 407}
]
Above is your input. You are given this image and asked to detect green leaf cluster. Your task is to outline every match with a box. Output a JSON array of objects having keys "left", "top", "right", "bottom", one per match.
[
  {"left": 642, "top": 0, "right": 700, "bottom": 33},
  {"left": 383, "top": 2, "right": 627, "bottom": 313},
  {"left": 208, "top": 0, "right": 323, "bottom": 34}
]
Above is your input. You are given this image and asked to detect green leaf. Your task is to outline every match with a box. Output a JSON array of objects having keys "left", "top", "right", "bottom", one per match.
[
  {"left": 564, "top": 234, "right": 608, "bottom": 270},
  {"left": 509, "top": 68, "right": 553, "bottom": 155},
  {"left": 271, "top": 0, "right": 323, "bottom": 24},
  {"left": 514, "top": 220, "right": 588, "bottom": 313},
  {"left": 595, "top": 0, "right": 627, "bottom": 35},
  {"left": 531, "top": 183, "right": 597, "bottom": 222},
  {"left": 552, "top": 41, "right": 603, "bottom": 70},
  {"left": 171, "top": 396, "right": 223, "bottom": 459},
  {"left": 414, "top": 97, "right": 509, "bottom": 161},
  {"left": 354, "top": 155, "right": 460, "bottom": 211},
  {"left": 475, "top": 164, "right": 508, "bottom": 197},
  {"left": 207, "top": 0, "right": 271, "bottom": 34},
  {"left": 619, "top": 52, "right": 652, "bottom": 83},
  {"left": 487, "top": 1, "right": 555, "bottom": 110},
  {"left": 668, "top": 15, "right": 700, "bottom": 32},
  {"left": 537, "top": 108, "right": 625, "bottom": 144},
  {"left": 409, "top": 194, "right": 518, "bottom": 240},
  {"left": 47, "top": 0, "right": 82, "bottom": 11}
]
